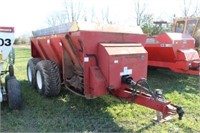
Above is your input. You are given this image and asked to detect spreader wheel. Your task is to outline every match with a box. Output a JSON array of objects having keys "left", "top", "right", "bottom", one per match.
[
  {"left": 35, "top": 60, "right": 61, "bottom": 96},
  {"left": 27, "top": 58, "right": 42, "bottom": 88},
  {"left": 7, "top": 77, "right": 22, "bottom": 110},
  {"left": 9, "top": 65, "right": 14, "bottom": 77},
  {"left": 5, "top": 75, "right": 16, "bottom": 90}
]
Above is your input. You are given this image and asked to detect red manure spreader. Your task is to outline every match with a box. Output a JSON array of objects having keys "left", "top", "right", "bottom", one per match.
[
  {"left": 144, "top": 32, "right": 200, "bottom": 75},
  {"left": 27, "top": 22, "right": 184, "bottom": 122}
]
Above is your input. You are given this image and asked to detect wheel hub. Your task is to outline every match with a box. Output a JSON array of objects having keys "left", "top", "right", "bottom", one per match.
[
  {"left": 0, "top": 91, "right": 3, "bottom": 102},
  {"left": 36, "top": 70, "right": 42, "bottom": 90},
  {"left": 28, "top": 66, "right": 32, "bottom": 83}
]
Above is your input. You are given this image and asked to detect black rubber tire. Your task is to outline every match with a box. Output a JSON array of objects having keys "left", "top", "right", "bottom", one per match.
[
  {"left": 194, "top": 29, "right": 200, "bottom": 48},
  {"left": 7, "top": 78, "right": 22, "bottom": 110},
  {"left": 5, "top": 75, "right": 16, "bottom": 90},
  {"left": 35, "top": 60, "right": 61, "bottom": 96},
  {"left": 9, "top": 65, "right": 14, "bottom": 77},
  {"left": 27, "top": 58, "right": 42, "bottom": 88}
]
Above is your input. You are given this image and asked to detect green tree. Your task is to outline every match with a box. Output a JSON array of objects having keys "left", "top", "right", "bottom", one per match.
[
  {"left": 141, "top": 14, "right": 154, "bottom": 36},
  {"left": 141, "top": 14, "right": 172, "bottom": 36},
  {"left": 14, "top": 38, "right": 21, "bottom": 45}
]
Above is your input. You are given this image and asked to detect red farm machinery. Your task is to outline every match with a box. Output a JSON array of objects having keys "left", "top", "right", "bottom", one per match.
[
  {"left": 27, "top": 22, "right": 184, "bottom": 122},
  {"left": 144, "top": 32, "right": 200, "bottom": 75},
  {"left": 0, "top": 27, "right": 22, "bottom": 109}
]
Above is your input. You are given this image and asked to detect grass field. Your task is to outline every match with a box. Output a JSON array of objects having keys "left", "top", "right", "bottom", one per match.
[{"left": 1, "top": 45, "right": 200, "bottom": 132}]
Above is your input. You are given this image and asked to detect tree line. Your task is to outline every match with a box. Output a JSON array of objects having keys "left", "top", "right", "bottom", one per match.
[
  {"left": 46, "top": 0, "right": 199, "bottom": 36},
  {"left": 15, "top": 0, "right": 200, "bottom": 44}
]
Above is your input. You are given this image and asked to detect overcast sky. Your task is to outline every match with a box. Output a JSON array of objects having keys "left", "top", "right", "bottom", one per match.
[{"left": 0, "top": 0, "right": 195, "bottom": 37}]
